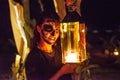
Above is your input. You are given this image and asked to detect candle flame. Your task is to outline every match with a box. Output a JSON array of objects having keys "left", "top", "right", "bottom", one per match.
[{"left": 65, "top": 53, "right": 80, "bottom": 63}]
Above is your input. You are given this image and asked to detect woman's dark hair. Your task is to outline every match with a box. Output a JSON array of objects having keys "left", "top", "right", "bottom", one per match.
[
  {"left": 30, "top": 11, "right": 60, "bottom": 49},
  {"left": 36, "top": 11, "right": 60, "bottom": 25}
]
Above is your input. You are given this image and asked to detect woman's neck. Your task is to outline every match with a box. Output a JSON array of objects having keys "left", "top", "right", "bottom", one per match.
[{"left": 37, "top": 41, "right": 53, "bottom": 53}]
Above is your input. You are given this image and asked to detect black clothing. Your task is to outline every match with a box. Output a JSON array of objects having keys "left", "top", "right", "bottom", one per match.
[{"left": 25, "top": 47, "right": 72, "bottom": 80}]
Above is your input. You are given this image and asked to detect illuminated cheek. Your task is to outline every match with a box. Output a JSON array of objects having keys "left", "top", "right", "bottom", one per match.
[
  {"left": 43, "top": 32, "right": 51, "bottom": 38},
  {"left": 56, "top": 30, "right": 60, "bottom": 36},
  {"left": 55, "top": 31, "right": 59, "bottom": 35},
  {"left": 57, "top": 34, "right": 60, "bottom": 39}
]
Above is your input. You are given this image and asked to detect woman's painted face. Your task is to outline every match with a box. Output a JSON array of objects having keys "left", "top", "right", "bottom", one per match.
[
  {"left": 40, "top": 19, "right": 60, "bottom": 44},
  {"left": 65, "top": 0, "right": 75, "bottom": 6}
]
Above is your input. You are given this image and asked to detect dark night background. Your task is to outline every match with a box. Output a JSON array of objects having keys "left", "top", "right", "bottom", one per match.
[
  {"left": 0, "top": 0, "right": 120, "bottom": 79},
  {"left": 0, "top": 0, "right": 120, "bottom": 41}
]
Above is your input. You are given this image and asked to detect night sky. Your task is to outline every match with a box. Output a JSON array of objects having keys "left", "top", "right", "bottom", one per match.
[{"left": 81, "top": 0, "right": 120, "bottom": 29}]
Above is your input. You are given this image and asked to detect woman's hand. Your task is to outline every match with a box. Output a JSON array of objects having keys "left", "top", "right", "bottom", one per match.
[
  {"left": 49, "top": 63, "right": 78, "bottom": 80},
  {"left": 60, "top": 63, "right": 78, "bottom": 74}
]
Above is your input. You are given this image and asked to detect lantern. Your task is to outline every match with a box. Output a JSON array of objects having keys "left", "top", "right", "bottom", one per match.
[
  {"left": 60, "top": 22, "right": 87, "bottom": 64},
  {"left": 60, "top": 0, "right": 87, "bottom": 64}
]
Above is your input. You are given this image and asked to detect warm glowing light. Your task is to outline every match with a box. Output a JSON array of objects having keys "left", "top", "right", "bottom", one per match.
[
  {"left": 82, "top": 29, "right": 85, "bottom": 32},
  {"left": 114, "top": 51, "right": 119, "bottom": 56},
  {"left": 114, "top": 49, "right": 119, "bottom": 56},
  {"left": 65, "top": 52, "right": 80, "bottom": 63},
  {"left": 60, "top": 22, "right": 87, "bottom": 64}
]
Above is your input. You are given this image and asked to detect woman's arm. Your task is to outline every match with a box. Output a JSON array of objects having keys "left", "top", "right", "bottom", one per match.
[{"left": 49, "top": 63, "right": 78, "bottom": 80}]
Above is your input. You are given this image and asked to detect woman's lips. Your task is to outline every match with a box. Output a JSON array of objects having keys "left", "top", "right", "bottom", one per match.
[{"left": 49, "top": 37, "right": 56, "bottom": 41}]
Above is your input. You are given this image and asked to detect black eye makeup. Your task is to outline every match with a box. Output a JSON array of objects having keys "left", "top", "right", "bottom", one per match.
[{"left": 43, "top": 24, "right": 53, "bottom": 32}]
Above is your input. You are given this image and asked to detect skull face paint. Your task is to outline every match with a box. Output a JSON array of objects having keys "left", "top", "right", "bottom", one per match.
[{"left": 41, "top": 20, "right": 60, "bottom": 44}]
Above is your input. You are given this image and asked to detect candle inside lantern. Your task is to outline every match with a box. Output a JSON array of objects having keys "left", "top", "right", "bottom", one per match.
[{"left": 65, "top": 52, "right": 80, "bottom": 63}]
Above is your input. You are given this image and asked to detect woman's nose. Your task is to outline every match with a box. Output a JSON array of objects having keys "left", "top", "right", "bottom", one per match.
[{"left": 51, "top": 30, "right": 55, "bottom": 36}]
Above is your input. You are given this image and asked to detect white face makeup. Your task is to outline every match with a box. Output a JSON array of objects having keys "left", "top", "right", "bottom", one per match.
[{"left": 40, "top": 20, "right": 60, "bottom": 44}]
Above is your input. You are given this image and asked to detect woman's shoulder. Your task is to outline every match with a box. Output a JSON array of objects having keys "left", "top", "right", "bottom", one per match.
[
  {"left": 30, "top": 46, "right": 40, "bottom": 53},
  {"left": 26, "top": 47, "right": 42, "bottom": 60}
]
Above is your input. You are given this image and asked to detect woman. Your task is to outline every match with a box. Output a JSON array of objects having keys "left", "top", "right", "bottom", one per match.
[{"left": 25, "top": 12, "right": 77, "bottom": 80}]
